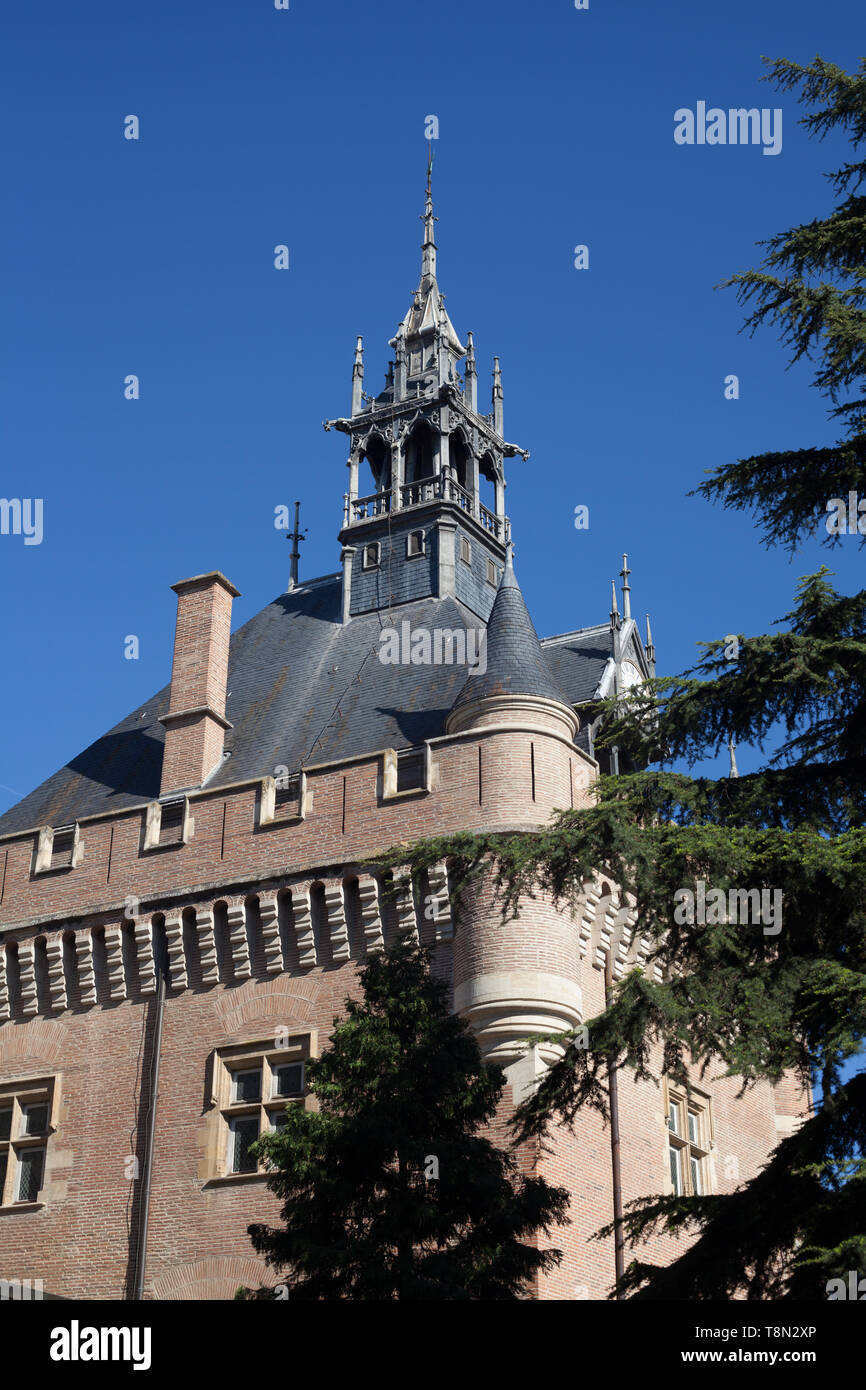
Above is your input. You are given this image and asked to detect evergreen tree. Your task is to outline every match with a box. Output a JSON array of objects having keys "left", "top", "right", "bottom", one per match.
[
  {"left": 244, "top": 934, "right": 568, "bottom": 1300},
  {"left": 392, "top": 57, "right": 866, "bottom": 1299}
]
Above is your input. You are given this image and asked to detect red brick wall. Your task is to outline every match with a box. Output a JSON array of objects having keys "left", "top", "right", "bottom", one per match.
[{"left": 0, "top": 715, "right": 791, "bottom": 1300}]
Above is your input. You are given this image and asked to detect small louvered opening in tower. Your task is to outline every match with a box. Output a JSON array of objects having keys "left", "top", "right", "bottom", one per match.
[
  {"left": 274, "top": 773, "right": 302, "bottom": 819},
  {"left": 396, "top": 748, "right": 426, "bottom": 793},
  {"left": 159, "top": 800, "right": 185, "bottom": 846},
  {"left": 50, "top": 827, "right": 75, "bottom": 870}
]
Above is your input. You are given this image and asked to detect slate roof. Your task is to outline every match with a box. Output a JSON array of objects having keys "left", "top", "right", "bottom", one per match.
[
  {"left": 0, "top": 574, "right": 614, "bottom": 838},
  {"left": 541, "top": 624, "right": 615, "bottom": 705},
  {"left": 450, "top": 553, "right": 570, "bottom": 713}
]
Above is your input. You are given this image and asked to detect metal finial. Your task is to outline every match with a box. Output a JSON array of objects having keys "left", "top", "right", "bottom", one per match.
[
  {"left": 287, "top": 501, "right": 307, "bottom": 590},
  {"left": 620, "top": 553, "right": 632, "bottom": 620}
]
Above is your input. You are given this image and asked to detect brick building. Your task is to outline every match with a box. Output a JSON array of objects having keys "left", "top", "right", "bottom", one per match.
[{"left": 0, "top": 182, "right": 805, "bottom": 1300}]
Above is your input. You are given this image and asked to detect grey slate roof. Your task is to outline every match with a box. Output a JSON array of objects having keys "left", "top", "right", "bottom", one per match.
[
  {"left": 450, "top": 554, "right": 571, "bottom": 713},
  {"left": 541, "top": 624, "right": 615, "bottom": 705},
  {"left": 0, "top": 575, "right": 614, "bottom": 838}
]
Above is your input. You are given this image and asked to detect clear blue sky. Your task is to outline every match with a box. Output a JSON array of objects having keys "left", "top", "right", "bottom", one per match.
[{"left": 0, "top": 0, "right": 862, "bottom": 814}]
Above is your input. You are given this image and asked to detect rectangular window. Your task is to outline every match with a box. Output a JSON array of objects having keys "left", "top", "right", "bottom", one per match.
[
  {"left": 362, "top": 542, "right": 381, "bottom": 570},
  {"left": 35, "top": 823, "right": 81, "bottom": 874},
  {"left": 485, "top": 558, "right": 498, "bottom": 586},
  {"left": 23, "top": 1104, "right": 48, "bottom": 1137},
  {"left": 0, "top": 1080, "right": 55, "bottom": 1208},
  {"left": 272, "top": 1063, "right": 304, "bottom": 1099},
  {"left": 690, "top": 1154, "right": 703, "bottom": 1195},
  {"left": 669, "top": 1143, "right": 682, "bottom": 1195},
  {"left": 407, "top": 531, "right": 425, "bottom": 558},
  {"left": 666, "top": 1087, "right": 711, "bottom": 1197},
  {"left": 228, "top": 1116, "right": 260, "bottom": 1175},
  {"left": 396, "top": 748, "right": 426, "bottom": 793},
  {"left": 275, "top": 774, "right": 301, "bottom": 814},
  {"left": 159, "top": 800, "right": 186, "bottom": 846},
  {"left": 17, "top": 1147, "right": 45, "bottom": 1203},
  {"left": 212, "top": 1038, "right": 312, "bottom": 1181},
  {"left": 459, "top": 536, "right": 471, "bottom": 564},
  {"left": 232, "top": 1068, "right": 262, "bottom": 1104},
  {"left": 50, "top": 827, "right": 76, "bottom": 870}
]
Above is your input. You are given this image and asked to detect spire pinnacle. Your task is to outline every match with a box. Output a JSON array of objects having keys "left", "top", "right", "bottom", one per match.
[
  {"left": 492, "top": 356, "right": 503, "bottom": 434},
  {"left": 620, "top": 553, "right": 632, "bottom": 620},
  {"left": 287, "top": 501, "right": 307, "bottom": 591},
  {"left": 610, "top": 580, "right": 620, "bottom": 628},
  {"left": 351, "top": 335, "right": 364, "bottom": 416},
  {"left": 421, "top": 144, "right": 437, "bottom": 284},
  {"left": 728, "top": 734, "right": 739, "bottom": 779}
]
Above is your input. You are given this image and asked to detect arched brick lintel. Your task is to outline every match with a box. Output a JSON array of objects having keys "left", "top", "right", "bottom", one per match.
[{"left": 148, "top": 1255, "right": 279, "bottom": 1301}]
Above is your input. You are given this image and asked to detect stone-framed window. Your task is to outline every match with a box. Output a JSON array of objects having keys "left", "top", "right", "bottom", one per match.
[
  {"left": 362, "top": 541, "right": 381, "bottom": 570},
  {"left": 143, "top": 797, "right": 192, "bottom": 852},
  {"left": 382, "top": 744, "right": 431, "bottom": 799},
  {"left": 259, "top": 771, "right": 307, "bottom": 827},
  {"left": 0, "top": 1077, "right": 55, "bottom": 1208},
  {"left": 459, "top": 536, "right": 471, "bottom": 565},
  {"left": 665, "top": 1084, "right": 712, "bottom": 1196},
  {"left": 406, "top": 529, "right": 425, "bottom": 559},
  {"left": 485, "top": 557, "right": 498, "bottom": 587},
  {"left": 33, "top": 823, "right": 82, "bottom": 875},
  {"left": 205, "top": 1036, "right": 313, "bottom": 1182}
]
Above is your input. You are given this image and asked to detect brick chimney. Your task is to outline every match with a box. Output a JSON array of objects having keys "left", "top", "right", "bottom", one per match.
[{"left": 159, "top": 572, "right": 240, "bottom": 795}]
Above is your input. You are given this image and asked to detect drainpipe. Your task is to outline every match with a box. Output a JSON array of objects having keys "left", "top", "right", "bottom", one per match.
[
  {"left": 133, "top": 941, "right": 167, "bottom": 1301},
  {"left": 604, "top": 950, "right": 625, "bottom": 1296}
]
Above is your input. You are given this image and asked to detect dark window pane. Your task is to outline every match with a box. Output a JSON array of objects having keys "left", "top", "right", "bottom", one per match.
[
  {"left": 17, "top": 1147, "right": 45, "bottom": 1202},
  {"left": 271, "top": 1110, "right": 289, "bottom": 1131},
  {"left": 0, "top": 1152, "right": 7, "bottom": 1198},
  {"left": 24, "top": 1104, "right": 48, "bottom": 1136},
  {"left": 396, "top": 750, "right": 425, "bottom": 793},
  {"left": 272, "top": 1063, "right": 303, "bottom": 1098},
  {"left": 231, "top": 1117, "right": 259, "bottom": 1173},
  {"left": 233, "top": 1068, "right": 261, "bottom": 1103},
  {"left": 0, "top": 1107, "right": 11, "bottom": 1141}
]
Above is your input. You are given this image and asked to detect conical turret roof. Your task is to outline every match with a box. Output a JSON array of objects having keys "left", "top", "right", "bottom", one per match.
[{"left": 450, "top": 549, "right": 571, "bottom": 714}]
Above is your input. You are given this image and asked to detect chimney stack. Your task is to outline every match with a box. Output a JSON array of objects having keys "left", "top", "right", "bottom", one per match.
[{"left": 159, "top": 571, "right": 240, "bottom": 796}]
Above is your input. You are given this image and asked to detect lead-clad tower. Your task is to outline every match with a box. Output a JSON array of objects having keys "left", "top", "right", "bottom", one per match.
[{"left": 325, "top": 169, "right": 530, "bottom": 624}]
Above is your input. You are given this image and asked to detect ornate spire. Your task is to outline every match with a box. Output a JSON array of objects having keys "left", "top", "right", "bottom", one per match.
[
  {"left": 421, "top": 144, "right": 437, "bottom": 286},
  {"left": 728, "top": 735, "right": 739, "bottom": 779},
  {"left": 610, "top": 580, "right": 620, "bottom": 629},
  {"left": 389, "top": 155, "right": 464, "bottom": 373}
]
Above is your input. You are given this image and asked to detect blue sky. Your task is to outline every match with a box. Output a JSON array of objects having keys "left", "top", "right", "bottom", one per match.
[{"left": 0, "top": 0, "right": 862, "bottom": 813}]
